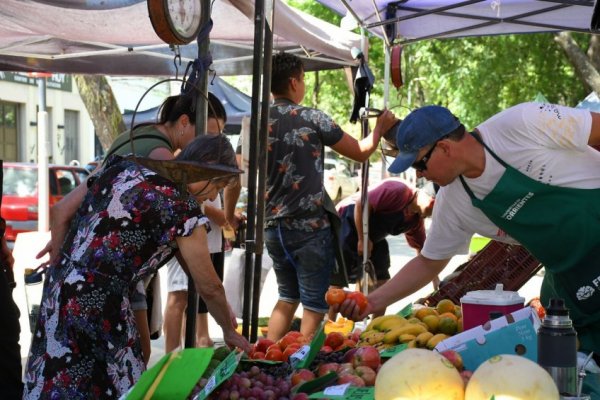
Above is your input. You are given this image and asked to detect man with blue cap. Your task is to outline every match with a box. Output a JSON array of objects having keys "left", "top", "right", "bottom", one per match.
[{"left": 336, "top": 102, "right": 600, "bottom": 397}]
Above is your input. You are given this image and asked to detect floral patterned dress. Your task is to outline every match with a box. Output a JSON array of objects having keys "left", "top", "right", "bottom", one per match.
[{"left": 23, "top": 156, "right": 207, "bottom": 399}]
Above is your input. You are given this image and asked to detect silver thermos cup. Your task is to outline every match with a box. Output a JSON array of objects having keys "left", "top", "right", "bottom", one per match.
[{"left": 537, "top": 298, "right": 578, "bottom": 396}]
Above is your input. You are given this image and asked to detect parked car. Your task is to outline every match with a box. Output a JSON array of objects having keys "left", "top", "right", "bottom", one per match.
[
  {"left": 1, "top": 162, "right": 90, "bottom": 242},
  {"left": 324, "top": 158, "right": 359, "bottom": 203}
]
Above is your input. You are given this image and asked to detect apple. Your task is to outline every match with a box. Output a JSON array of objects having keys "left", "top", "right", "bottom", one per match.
[
  {"left": 252, "top": 351, "right": 265, "bottom": 360},
  {"left": 291, "top": 393, "right": 309, "bottom": 400},
  {"left": 321, "top": 345, "right": 333, "bottom": 354},
  {"left": 254, "top": 338, "right": 275, "bottom": 354},
  {"left": 337, "top": 362, "right": 355, "bottom": 376},
  {"left": 324, "top": 332, "right": 345, "bottom": 349},
  {"left": 342, "top": 347, "right": 358, "bottom": 363},
  {"left": 317, "top": 362, "right": 340, "bottom": 377},
  {"left": 351, "top": 346, "right": 381, "bottom": 370},
  {"left": 354, "top": 366, "right": 377, "bottom": 386},
  {"left": 440, "top": 350, "right": 464, "bottom": 371},
  {"left": 350, "top": 329, "right": 362, "bottom": 343},
  {"left": 335, "top": 338, "right": 356, "bottom": 351},
  {"left": 337, "top": 374, "right": 365, "bottom": 387},
  {"left": 290, "top": 369, "right": 316, "bottom": 386}
]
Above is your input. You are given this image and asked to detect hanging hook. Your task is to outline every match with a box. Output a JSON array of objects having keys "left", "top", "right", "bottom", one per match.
[{"left": 171, "top": 45, "right": 182, "bottom": 80}]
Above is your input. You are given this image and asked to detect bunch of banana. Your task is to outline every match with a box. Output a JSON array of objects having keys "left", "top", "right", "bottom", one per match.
[
  {"left": 358, "top": 315, "right": 409, "bottom": 347},
  {"left": 357, "top": 330, "right": 386, "bottom": 346},
  {"left": 358, "top": 308, "right": 459, "bottom": 348}
]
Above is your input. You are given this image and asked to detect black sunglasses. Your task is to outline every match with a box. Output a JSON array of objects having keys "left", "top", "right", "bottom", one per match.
[{"left": 412, "top": 136, "right": 448, "bottom": 172}]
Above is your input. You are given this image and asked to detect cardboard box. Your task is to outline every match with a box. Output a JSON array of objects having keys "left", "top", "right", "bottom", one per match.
[{"left": 434, "top": 307, "right": 540, "bottom": 371}]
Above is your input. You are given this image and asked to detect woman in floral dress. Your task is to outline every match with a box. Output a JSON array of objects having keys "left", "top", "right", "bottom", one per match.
[{"left": 23, "top": 134, "right": 250, "bottom": 399}]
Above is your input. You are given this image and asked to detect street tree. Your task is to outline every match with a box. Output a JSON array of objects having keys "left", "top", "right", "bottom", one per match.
[{"left": 74, "top": 75, "right": 125, "bottom": 152}]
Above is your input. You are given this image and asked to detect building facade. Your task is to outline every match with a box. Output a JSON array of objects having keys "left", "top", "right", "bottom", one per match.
[{"left": 0, "top": 72, "right": 96, "bottom": 165}]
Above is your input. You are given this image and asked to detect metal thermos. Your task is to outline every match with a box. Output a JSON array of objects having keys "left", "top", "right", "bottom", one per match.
[{"left": 537, "top": 298, "right": 578, "bottom": 396}]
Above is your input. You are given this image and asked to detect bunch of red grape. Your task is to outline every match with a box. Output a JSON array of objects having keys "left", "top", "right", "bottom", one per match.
[
  {"left": 309, "top": 350, "right": 347, "bottom": 370},
  {"left": 203, "top": 365, "right": 292, "bottom": 400},
  {"left": 239, "top": 362, "right": 292, "bottom": 380}
]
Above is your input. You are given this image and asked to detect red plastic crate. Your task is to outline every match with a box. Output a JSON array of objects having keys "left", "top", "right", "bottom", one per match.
[{"left": 416, "top": 240, "right": 543, "bottom": 307}]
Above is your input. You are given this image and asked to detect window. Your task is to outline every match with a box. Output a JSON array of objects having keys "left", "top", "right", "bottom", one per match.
[
  {"left": 3, "top": 167, "right": 36, "bottom": 196},
  {"left": 55, "top": 169, "right": 77, "bottom": 195},
  {"left": 0, "top": 102, "right": 19, "bottom": 161}
]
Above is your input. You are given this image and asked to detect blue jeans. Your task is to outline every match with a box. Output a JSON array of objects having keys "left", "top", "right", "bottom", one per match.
[{"left": 265, "top": 225, "right": 335, "bottom": 313}]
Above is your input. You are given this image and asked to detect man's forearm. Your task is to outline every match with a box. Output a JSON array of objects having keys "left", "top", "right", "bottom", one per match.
[{"left": 369, "top": 255, "right": 449, "bottom": 311}]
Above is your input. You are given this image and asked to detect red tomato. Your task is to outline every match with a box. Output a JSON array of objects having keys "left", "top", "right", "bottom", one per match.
[
  {"left": 346, "top": 291, "right": 368, "bottom": 313},
  {"left": 325, "top": 288, "right": 347, "bottom": 306},
  {"left": 265, "top": 348, "right": 283, "bottom": 361}
]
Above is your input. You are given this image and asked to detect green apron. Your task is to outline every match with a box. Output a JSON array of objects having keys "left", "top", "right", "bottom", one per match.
[{"left": 459, "top": 132, "right": 600, "bottom": 397}]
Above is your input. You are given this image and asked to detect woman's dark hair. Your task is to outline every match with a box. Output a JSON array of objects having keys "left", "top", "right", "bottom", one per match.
[
  {"left": 158, "top": 94, "right": 197, "bottom": 125},
  {"left": 208, "top": 92, "right": 227, "bottom": 124},
  {"left": 157, "top": 92, "right": 226, "bottom": 127},
  {"left": 175, "top": 134, "right": 237, "bottom": 169},
  {"left": 271, "top": 52, "right": 304, "bottom": 95}
]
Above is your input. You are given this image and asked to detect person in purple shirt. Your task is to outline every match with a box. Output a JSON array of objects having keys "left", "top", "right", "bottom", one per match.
[{"left": 335, "top": 178, "right": 437, "bottom": 315}]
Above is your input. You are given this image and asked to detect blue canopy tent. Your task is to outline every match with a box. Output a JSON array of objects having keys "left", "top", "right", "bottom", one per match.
[{"left": 122, "top": 76, "right": 251, "bottom": 134}]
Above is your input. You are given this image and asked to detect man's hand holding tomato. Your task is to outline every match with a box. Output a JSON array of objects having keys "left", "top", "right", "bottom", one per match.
[{"left": 325, "top": 288, "right": 373, "bottom": 321}]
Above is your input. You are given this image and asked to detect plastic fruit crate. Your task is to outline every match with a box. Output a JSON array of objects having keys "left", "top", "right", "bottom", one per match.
[{"left": 416, "top": 240, "right": 543, "bottom": 307}]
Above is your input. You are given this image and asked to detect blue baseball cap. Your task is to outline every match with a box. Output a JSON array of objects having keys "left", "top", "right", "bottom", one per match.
[{"left": 388, "top": 105, "right": 461, "bottom": 174}]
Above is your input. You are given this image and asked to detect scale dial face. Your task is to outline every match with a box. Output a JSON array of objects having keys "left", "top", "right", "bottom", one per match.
[{"left": 148, "top": 0, "right": 202, "bottom": 45}]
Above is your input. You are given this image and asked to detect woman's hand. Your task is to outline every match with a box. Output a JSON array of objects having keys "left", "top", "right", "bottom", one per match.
[
  {"left": 36, "top": 240, "right": 53, "bottom": 262},
  {"left": 36, "top": 219, "right": 69, "bottom": 264},
  {"left": 228, "top": 302, "right": 238, "bottom": 330},
  {"left": 222, "top": 329, "right": 251, "bottom": 354}
]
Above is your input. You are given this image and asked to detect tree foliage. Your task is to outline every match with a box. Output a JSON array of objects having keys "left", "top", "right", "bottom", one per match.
[
  {"left": 396, "top": 33, "right": 588, "bottom": 127},
  {"left": 285, "top": 1, "right": 593, "bottom": 130}
]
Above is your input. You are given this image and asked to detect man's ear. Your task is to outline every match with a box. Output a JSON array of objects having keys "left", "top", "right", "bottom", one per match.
[
  {"left": 437, "top": 139, "right": 451, "bottom": 155},
  {"left": 289, "top": 76, "right": 298, "bottom": 92}
]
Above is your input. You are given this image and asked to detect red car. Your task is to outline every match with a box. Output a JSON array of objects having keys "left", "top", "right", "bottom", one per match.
[{"left": 1, "top": 162, "right": 90, "bottom": 242}]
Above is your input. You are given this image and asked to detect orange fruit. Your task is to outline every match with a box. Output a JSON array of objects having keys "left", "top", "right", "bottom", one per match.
[
  {"left": 414, "top": 307, "right": 438, "bottom": 321},
  {"left": 439, "top": 315, "right": 458, "bottom": 335},
  {"left": 325, "top": 288, "right": 347, "bottom": 306},
  {"left": 454, "top": 306, "right": 462, "bottom": 318},
  {"left": 422, "top": 314, "right": 440, "bottom": 333},
  {"left": 436, "top": 299, "right": 456, "bottom": 315},
  {"left": 439, "top": 312, "right": 458, "bottom": 322}
]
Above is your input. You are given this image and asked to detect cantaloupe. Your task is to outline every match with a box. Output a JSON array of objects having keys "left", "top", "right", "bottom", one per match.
[
  {"left": 323, "top": 317, "right": 354, "bottom": 335},
  {"left": 465, "top": 354, "right": 559, "bottom": 400},
  {"left": 374, "top": 348, "right": 464, "bottom": 400}
]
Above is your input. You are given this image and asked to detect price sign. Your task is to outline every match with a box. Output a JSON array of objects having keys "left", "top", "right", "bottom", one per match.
[
  {"left": 379, "top": 343, "right": 408, "bottom": 358},
  {"left": 291, "top": 323, "right": 326, "bottom": 369},
  {"left": 309, "top": 386, "right": 375, "bottom": 399},
  {"left": 323, "top": 383, "right": 351, "bottom": 396},
  {"left": 289, "top": 345, "right": 311, "bottom": 368},
  {"left": 194, "top": 351, "right": 242, "bottom": 400}
]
